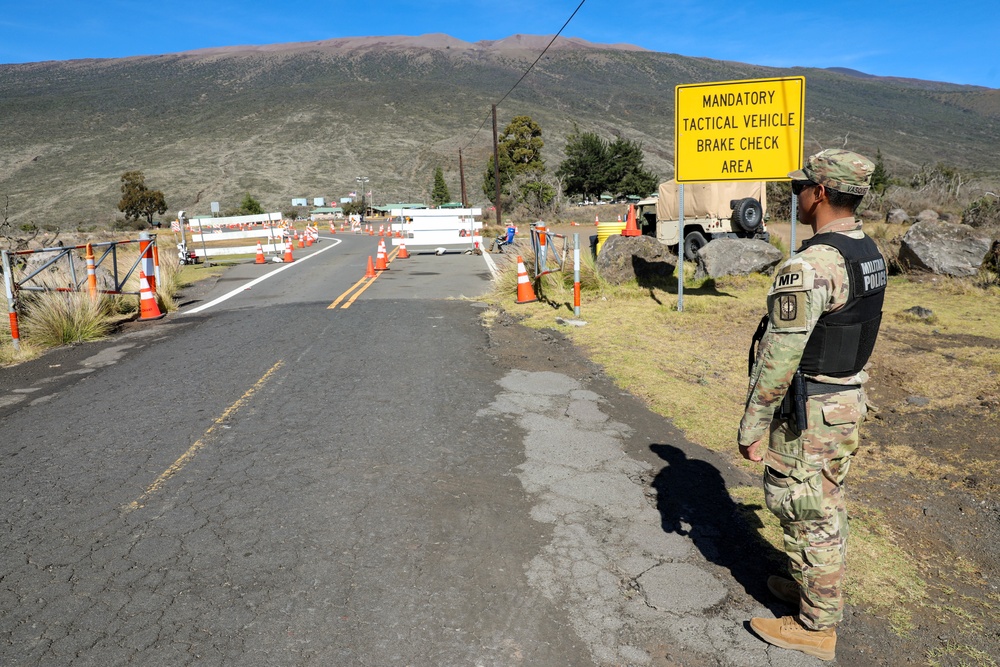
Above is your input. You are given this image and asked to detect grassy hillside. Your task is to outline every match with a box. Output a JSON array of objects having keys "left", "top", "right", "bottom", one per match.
[{"left": 1, "top": 38, "right": 998, "bottom": 228}]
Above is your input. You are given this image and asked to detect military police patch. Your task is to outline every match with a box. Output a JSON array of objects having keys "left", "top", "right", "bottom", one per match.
[{"left": 771, "top": 259, "right": 815, "bottom": 295}]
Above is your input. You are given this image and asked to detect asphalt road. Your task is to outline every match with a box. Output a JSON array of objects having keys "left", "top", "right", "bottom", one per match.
[{"left": 1, "top": 233, "right": 834, "bottom": 666}]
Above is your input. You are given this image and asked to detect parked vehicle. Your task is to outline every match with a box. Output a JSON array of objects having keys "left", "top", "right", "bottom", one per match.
[{"left": 634, "top": 180, "right": 770, "bottom": 260}]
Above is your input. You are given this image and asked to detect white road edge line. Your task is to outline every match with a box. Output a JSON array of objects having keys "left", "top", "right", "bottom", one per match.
[{"left": 183, "top": 237, "right": 343, "bottom": 314}]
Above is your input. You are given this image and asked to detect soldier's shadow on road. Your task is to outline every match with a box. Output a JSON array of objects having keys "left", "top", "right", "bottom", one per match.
[{"left": 649, "top": 443, "right": 788, "bottom": 609}]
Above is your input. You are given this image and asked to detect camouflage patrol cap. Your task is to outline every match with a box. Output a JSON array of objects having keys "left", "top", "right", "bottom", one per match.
[{"left": 788, "top": 149, "right": 875, "bottom": 196}]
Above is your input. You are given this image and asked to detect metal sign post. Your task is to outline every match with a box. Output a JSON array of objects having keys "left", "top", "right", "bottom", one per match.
[
  {"left": 573, "top": 233, "right": 581, "bottom": 317},
  {"left": 790, "top": 194, "right": 798, "bottom": 255},
  {"left": 677, "top": 184, "right": 685, "bottom": 312}
]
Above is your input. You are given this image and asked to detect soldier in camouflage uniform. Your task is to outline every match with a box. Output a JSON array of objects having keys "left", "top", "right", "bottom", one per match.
[{"left": 738, "top": 149, "right": 887, "bottom": 661}]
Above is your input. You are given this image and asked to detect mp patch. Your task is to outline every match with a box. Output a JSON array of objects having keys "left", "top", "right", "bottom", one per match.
[{"left": 770, "top": 260, "right": 815, "bottom": 295}]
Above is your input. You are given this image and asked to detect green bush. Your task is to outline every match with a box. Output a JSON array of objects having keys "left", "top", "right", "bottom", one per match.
[{"left": 961, "top": 195, "right": 1000, "bottom": 228}]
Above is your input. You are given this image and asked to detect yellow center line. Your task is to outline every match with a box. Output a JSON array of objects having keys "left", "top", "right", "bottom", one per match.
[
  {"left": 328, "top": 275, "right": 371, "bottom": 309},
  {"left": 341, "top": 273, "right": 381, "bottom": 308},
  {"left": 123, "top": 359, "right": 285, "bottom": 513},
  {"left": 327, "top": 246, "right": 401, "bottom": 309}
]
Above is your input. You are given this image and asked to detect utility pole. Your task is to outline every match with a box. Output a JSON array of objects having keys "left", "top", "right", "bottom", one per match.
[
  {"left": 459, "top": 148, "right": 468, "bottom": 208},
  {"left": 492, "top": 105, "right": 502, "bottom": 229}
]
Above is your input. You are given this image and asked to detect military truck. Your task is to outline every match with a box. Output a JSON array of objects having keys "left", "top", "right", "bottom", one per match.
[{"left": 634, "top": 180, "right": 769, "bottom": 260}]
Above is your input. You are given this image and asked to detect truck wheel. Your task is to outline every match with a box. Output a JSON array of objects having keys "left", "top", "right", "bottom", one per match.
[
  {"left": 684, "top": 231, "right": 708, "bottom": 260},
  {"left": 733, "top": 198, "right": 763, "bottom": 232}
]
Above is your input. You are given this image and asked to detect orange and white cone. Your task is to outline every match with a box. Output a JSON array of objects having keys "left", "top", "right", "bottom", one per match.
[
  {"left": 306, "top": 233, "right": 314, "bottom": 247},
  {"left": 255, "top": 241, "right": 266, "bottom": 264},
  {"left": 365, "top": 255, "right": 376, "bottom": 278},
  {"left": 283, "top": 238, "right": 295, "bottom": 262},
  {"left": 515, "top": 256, "right": 537, "bottom": 304},
  {"left": 297, "top": 234, "right": 305, "bottom": 249},
  {"left": 374, "top": 240, "right": 389, "bottom": 271},
  {"left": 397, "top": 242, "right": 410, "bottom": 259},
  {"left": 595, "top": 214, "right": 600, "bottom": 226},
  {"left": 138, "top": 270, "right": 165, "bottom": 321}
]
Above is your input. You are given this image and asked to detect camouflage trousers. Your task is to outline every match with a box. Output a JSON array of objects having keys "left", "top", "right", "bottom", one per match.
[{"left": 762, "top": 387, "right": 866, "bottom": 630}]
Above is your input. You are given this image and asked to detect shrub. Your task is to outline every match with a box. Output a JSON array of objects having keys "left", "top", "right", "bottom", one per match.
[
  {"left": 21, "top": 291, "right": 114, "bottom": 346},
  {"left": 961, "top": 194, "right": 1000, "bottom": 229}
]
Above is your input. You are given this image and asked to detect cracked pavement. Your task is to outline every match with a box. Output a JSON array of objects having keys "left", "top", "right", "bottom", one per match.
[{"left": 2, "top": 246, "right": 833, "bottom": 665}]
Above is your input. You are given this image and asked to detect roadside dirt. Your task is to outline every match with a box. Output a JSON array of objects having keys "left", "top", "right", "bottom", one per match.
[{"left": 483, "top": 298, "right": 1000, "bottom": 665}]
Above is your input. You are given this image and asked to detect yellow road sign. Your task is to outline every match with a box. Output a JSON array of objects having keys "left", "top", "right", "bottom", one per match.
[{"left": 675, "top": 76, "right": 805, "bottom": 183}]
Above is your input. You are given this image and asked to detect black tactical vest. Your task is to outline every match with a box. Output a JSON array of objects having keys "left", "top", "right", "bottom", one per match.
[{"left": 797, "top": 231, "right": 887, "bottom": 377}]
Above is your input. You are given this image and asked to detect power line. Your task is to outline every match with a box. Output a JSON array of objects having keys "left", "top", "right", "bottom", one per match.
[{"left": 460, "top": 0, "right": 587, "bottom": 152}]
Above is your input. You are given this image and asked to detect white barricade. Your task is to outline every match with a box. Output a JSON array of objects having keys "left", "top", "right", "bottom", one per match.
[{"left": 388, "top": 208, "right": 483, "bottom": 250}]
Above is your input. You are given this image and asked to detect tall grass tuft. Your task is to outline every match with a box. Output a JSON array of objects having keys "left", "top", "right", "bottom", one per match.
[
  {"left": 154, "top": 246, "right": 182, "bottom": 311},
  {"left": 21, "top": 291, "right": 114, "bottom": 347}
]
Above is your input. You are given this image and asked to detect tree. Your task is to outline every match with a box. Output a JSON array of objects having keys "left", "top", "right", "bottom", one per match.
[
  {"left": 556, "top": 126, "right": 608, "bottom": 202},
  {"left": 239, "top": 193, "right": 264, "bottom": 215},
  {"left": 482, "top": 115, "right": 548, "bottom": 211},
  {"left": 557, "top": 130, "right": 659, "bottom": 201},
  {"left": 870, "top": 148, "right": 891, "bottom": 195},
  {"left": 118, "top": 171, "right": 167, "bottom": 225},
  {"left": 431, "top": 167, "right": 451, "bottom": 207},
  {"left": 604, "top": 136, "right": 658, "bottom": 199}
]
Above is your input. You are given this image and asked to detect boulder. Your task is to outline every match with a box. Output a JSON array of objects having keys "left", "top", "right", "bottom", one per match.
[
  {"left": 886, "top": 208, "right": 910, "bottom": 225},
  {"left": 898, "top": 220, "right": 992, "bottom": 276},
  {"left": 916, "top": 209, "right": 940, "bottom": 223},
  {"left": 596, "top": 234, "right": 676, "bottom": 285},
  {"left": 694, "top": 238, "right": 783, "bottom": 280}
]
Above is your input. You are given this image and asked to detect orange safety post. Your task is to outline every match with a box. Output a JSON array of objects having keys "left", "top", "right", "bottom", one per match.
[
  {"left": 139, "top": 232, "right": 156, "bottom": 293},
  {"left": 86, "top": 243, "right": 98, "bottom": 299}
]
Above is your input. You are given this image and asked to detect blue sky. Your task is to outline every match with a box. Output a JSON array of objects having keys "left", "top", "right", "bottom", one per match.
[{"left": 1, "top": 0, "right": 996, "bottom": 88}]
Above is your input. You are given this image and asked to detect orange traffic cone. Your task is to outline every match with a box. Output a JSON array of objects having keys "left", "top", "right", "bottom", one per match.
[
  {"left": 330, "top": 221, "right": 336, "bottom": 233},
  {"left": 368, "top": 225, "right": 374, "bottom": 236},
  {"left": 340, "top": 222, "right": 345, "bottom": 231},
  {"left": 515, "top": 256, "right": 537, "bottom": 304},
  {"left": 306, "top": 234, "right": 314, "bottom": 247},
  {"left": 374, "top": 240, "right": 389, "bottom": 271},
  {"left": 297, "top": 234, "right": 305, "bottom": 249},
  {"left": 255, "top": 241, "right": 266, "bottom": 264},
  {"left": 595, "top": 214, "right": 600, "bottom": 226},
  {"left": 397, "top": 242, "right": 410, "bottom": 259},
  {"left": 137, "top": 270, "right": 165, "bottom": 321},
  {"left": 365, "top": 255, "right": 376, "bottom": 278},
  {"left": 622, "top": 204, "right": 641, "bottom": 236},
  {"left": 283, "top": 238, "right": 294, "bottom": 262}
]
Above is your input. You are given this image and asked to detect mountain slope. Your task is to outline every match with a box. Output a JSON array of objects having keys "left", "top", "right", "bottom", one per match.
[{"left": 1, "top": 35, "right": 998, "bottom": 227}]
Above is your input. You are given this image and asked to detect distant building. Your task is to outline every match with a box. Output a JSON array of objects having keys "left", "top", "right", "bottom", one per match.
[
  {"left": 291, "top": 198, "right": 308, "bottom": 207},
  {"left": 310, "top": 206, "right": 343, "bottom": 221}
]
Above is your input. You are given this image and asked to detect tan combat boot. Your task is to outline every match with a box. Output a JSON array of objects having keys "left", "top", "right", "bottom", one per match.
[
  {"left": 767, "top": 575, "right": 800, "bottom": 605},
  {"left": 749, "top": 615, "right": 836, "bottom": 661}
]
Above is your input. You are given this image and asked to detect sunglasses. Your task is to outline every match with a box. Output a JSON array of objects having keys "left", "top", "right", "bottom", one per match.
[{"left": 791, "top": 180, "right": 817, "bottom": 195}]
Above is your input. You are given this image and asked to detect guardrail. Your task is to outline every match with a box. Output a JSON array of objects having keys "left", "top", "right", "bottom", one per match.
[{"left": 2, "top": 234, "right": 159, "bottom": 350}]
